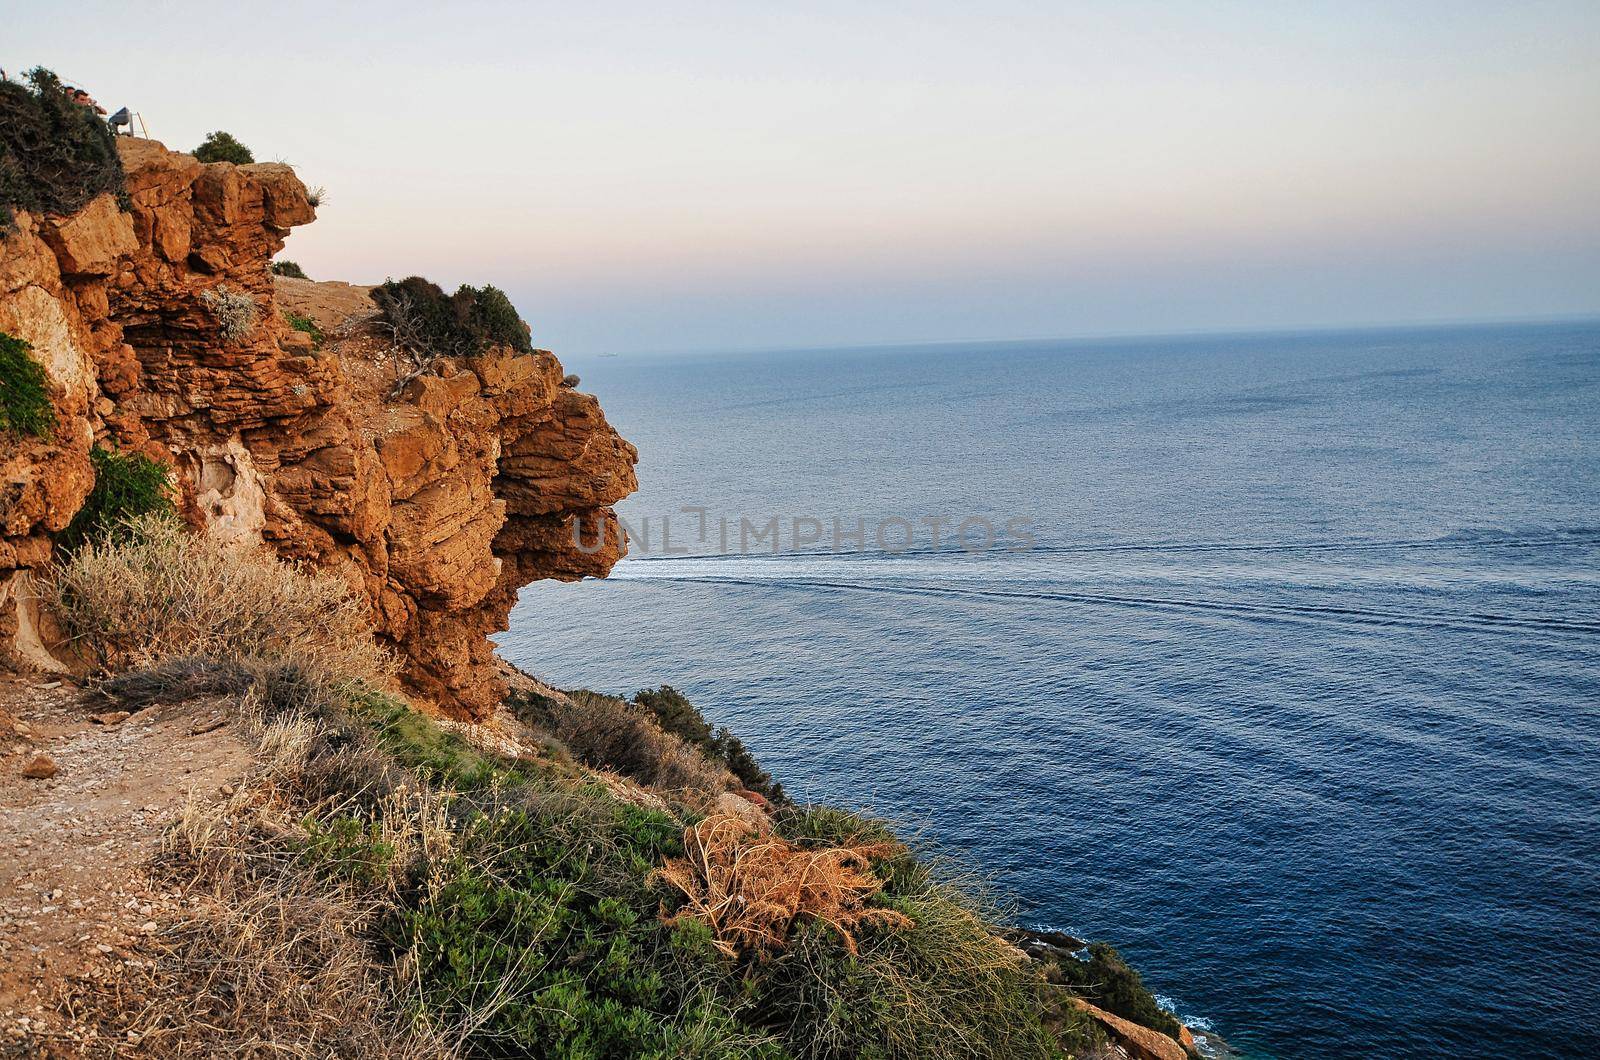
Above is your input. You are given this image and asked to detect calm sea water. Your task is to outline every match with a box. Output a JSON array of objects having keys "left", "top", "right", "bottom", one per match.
[{"left": 499, "top": 322, "right": 1600, "bottom": 1059}]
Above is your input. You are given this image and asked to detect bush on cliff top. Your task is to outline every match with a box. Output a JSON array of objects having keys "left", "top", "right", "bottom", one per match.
[
  {"left": 0, "top": 67, "right": 127, "bottom": 230},
  {"left": 192, "top": 129, "right": 255, "bottom": 165},
  {"left": 271, "top": 259, "right": 309, "bottom": 279},
  {"left": 0, "top": 330, "right": 55, "bottom": 438},
  {"left": 371, "top": 275, "right": 533, "bottom": 358}
]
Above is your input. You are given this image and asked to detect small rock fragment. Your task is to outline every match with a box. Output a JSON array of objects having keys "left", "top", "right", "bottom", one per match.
[
  {"left": 21, "top": 754, "right": 57, "bottom": 780},
  {"left": 91, "top": 711, "right": 131, "bottom": 726}
]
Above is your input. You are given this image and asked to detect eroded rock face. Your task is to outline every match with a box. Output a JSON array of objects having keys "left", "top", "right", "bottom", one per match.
[{"left": 0, "top": 138, "right": 637, "bottom": 716}]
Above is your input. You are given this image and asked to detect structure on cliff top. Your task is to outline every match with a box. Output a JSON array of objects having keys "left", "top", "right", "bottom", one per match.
[{"left": 0, "top": 137, "right": 637, "bottom": 717}]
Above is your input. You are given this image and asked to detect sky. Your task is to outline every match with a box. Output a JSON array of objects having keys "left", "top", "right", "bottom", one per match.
[{"left": 8, "top": 1, "right": 1600, "bottom": 355}]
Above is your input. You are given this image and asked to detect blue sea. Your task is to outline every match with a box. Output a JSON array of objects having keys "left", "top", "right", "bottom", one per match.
[{"left": 498, "top": 321, "right": 1600, "bottom": 1059}]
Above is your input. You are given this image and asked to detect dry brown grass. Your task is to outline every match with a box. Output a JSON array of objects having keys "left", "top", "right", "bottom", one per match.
[
  {"left": 109, "top": 709, "right": 457, "bottom": 1059},
  {"left": 655, "top": 813, "right": 914, "bottom": 959},
  {"left": 524, "top": 688, "right": 736, "bottom": 794},
  {"left": 50, "top": 515, "right": 391, "bottom": 686}
]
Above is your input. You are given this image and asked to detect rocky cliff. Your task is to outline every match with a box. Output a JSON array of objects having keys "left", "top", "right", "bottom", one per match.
[{"left": 0, "top": 137, "right": 637, "bottom": 716}]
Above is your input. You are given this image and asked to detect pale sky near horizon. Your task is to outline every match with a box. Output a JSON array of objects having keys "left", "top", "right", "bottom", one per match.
[{"left": 8, "top": 1, "right": 1600, "bottom": 355}]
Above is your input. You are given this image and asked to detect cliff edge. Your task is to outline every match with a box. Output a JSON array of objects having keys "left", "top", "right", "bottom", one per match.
[{"left": 0, "top": 137, "right": 637, "bottom": 716}]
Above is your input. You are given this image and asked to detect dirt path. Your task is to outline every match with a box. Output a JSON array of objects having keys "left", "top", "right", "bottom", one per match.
[{"left": 0, "top": 673, "right": 250, "bottom": 1054}]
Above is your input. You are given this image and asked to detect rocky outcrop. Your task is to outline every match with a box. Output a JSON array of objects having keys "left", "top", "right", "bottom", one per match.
[
  {"left": 0, "top": 138, "right": 636, "bottom": 716},
  {"left": 1070, "top": 998, "right": 1191, "bottom": 1060}
]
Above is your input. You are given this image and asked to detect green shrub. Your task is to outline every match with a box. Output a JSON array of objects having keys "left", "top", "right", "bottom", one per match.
[
  {"left": 283, "top": 309, "right": 324, "bottom": 348},
  {"left": 401, "top": 789, "right": 783, "bottom": 1059},
  {"left": 370, "top": 275, "right": 533, "bottom": 358},
  {"left": 0, "top": 330, "right": 55, "bottom": 437},
  {"left": 271, "top": 259, "right": 309, "bottom": 280},
  {"left": 0, "top": 67, "right": 127, "bottom": 230},
  {"left": 57, "top": 446, "right": 175, "bottom": 552},
  {"left": 634, "top": 686, "right": 785, "bottom": 803},
  {"left": 192, "top": 130, "right": 254, "bottom": 165}
]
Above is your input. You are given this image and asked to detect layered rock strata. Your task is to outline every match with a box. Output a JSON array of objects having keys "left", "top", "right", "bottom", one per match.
[{"left": 0, "top": 138, "right": 636, "bottom": 715}]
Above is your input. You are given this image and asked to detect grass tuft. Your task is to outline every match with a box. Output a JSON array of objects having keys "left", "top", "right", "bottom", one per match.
[
  {"left": 50, "top": 514, "right": 390, "bottom": 682},
  {"left": 283, "top": 308, "right": 325, "bottom": 348},
  {"left": 199, "top": 283, "right": 258, "bottom": 344}
]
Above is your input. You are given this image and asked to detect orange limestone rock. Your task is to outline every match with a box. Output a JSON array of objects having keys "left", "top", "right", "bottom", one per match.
[{"left": 1, "top": 138, "right": 636, "bottom": 716}]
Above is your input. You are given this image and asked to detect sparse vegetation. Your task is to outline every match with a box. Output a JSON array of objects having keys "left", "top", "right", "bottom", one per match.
[
  {"left": 283, "top": 308, "right": 325, "bottom": 348},
  {"left": 192, "top": 129, "right": 255, "bottom": 165},
  {"left": 271, "top": 259, "right": 309, "bottom": 279},
  {"left": 306, "top": 184, "right": 326, "bottom": 208},
  {"left": 370, "top": 275, "right": 532, "bottom": 399},
  {"left": 200, "top": 283, "right": 258, "bottom": 343},
  {"left": 0, "top": 329, "right": 55, "bottom": 437},
  {"left": 0, "top": 67, "right": 127, "bottom": 230},
  {"left": 55, "top": 445, "right": 175, "bottom": 554},
  {"left": 561, "top": 372, "right": 580, "bottom": 388},
  {"left": 40, "top": 525, "right": 1166, "bottom": 1060},
  {"left": 51, "top": 514, "right": 389, "bottom": 681}
]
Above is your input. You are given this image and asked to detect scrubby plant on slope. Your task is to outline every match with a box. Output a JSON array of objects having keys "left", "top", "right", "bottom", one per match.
[
  {"left": 510, "top": 686, "right": 736, "bottom": 793},
  {"left": 0, "top": 67, "right": 126, "bottom": 230},
  {"left": 271, "top": 259, "right": 310, "bottom": 279},
  {"left": 283, "top": 308, "right": 325, "bottom": 348},
  {"left": 192, "top": 129, "right": 255, "bottom": 165},
  {"left": 1050, "top": 941, "right": 1185, "bottom": 1041},
  {"left": 199, "top": 283, "right": 258, "bottom": 343},
  {"left": 656, "top": 812, "right": 913, "bottom": 959},
  {"left": 51, "top": 514, "right": 386, "bottom": 680},
  {"left": 635, "top": 685, "right": 786, "bottom": 802},
  {"left": 0, "top": 329, "right": 55, "bottom": 437},
  {"left": 55, "top": 445, "right": 175, "bottom": 554}
]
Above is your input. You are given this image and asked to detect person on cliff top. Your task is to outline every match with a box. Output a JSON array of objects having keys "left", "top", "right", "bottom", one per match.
[{"left": 63, "top": 85, "right": 106, "bottom": 115}]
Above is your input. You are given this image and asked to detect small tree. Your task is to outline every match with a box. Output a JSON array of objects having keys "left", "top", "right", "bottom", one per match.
[{"left": 192, "top": 130, "right": 254, "bottom": 165}]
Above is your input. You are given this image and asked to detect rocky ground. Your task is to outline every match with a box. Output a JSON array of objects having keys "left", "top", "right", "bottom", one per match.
[{"left": 0, "top": 672, "right": 249, "bottom": 1054}]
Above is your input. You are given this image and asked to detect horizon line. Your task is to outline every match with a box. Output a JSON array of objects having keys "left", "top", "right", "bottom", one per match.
[{"left": 573, "top": 310, "right": 1600, "bottom": 361}]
